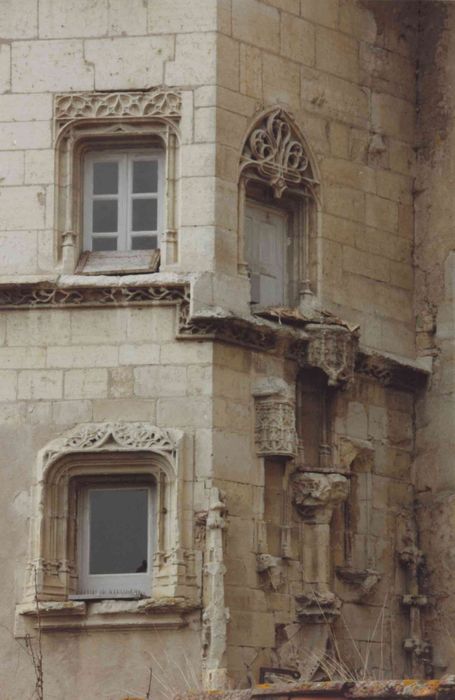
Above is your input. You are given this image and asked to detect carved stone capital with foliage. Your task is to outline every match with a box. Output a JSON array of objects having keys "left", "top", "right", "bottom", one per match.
[{"left": 292, "top": 471, "right": 349, "bottom": 522}]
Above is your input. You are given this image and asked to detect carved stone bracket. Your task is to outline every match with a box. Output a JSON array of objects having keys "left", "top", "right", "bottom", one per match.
[
  {"left": 292, "top": 472, "right": 349, "bottom": 625},
  {"left": 292, "top": 472, "right": 349, "bottom": 522},
  {"left": 295, "top": 590, "right": 342, "bottom": 624},
  {"left": 178, "top": 306, "right": 277, "bottom": 352},
  {"left": 255, "top": 399, "right": 297, "bottom": 457},
  {"left": 240, "top": 107, "right": 318, "bottom": 198},
  {"left": 55, "top": 88, "right": 181, "bottom": 135},
  {"left": 289, "top": 324, "right": 358, "bottom": 386},
  {"left": 336, "top": 566, "right": 381, "bottom": 600}
]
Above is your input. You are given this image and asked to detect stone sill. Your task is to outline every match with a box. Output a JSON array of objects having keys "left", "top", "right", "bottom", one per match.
[
  {"left": 0, "top": 271, "right": 193, "bottom": 288},
  {"left": 15, "top": 596, "right": 200, "bottom": 634}
]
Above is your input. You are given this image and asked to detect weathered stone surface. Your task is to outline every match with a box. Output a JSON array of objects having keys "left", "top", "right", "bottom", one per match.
[{"left": 0, "top": 0, "right": 452, "bottom": 696}]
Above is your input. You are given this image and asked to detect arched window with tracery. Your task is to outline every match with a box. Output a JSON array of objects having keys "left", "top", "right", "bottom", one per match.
[{"left": 239, "top": 107, "right": 320, "bottom": 309}]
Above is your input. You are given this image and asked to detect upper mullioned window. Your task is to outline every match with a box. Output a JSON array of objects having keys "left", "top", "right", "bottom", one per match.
[
  {"left": 54, "top": 89, "right": 181, "bottom": 275},
  {"left": 239, "top": 107, "right": 320, "bottom": 310}
]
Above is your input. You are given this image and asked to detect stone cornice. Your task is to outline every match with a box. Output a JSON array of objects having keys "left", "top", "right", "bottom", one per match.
[
  {"left": 0, "top": 280, "right": 431, "bottom": 390},
  {"left": 356, "top": 350, "right": 430, "bottom": 391},
  {"left": 0, "top": 280, "right": 189, "bottom": 309}
]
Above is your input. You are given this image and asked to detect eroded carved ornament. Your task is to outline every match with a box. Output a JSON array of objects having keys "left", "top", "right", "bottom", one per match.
[
  {"left": 42, "top": 421, "right": 181, "bottom": 472},
  {"left": 255, "top": 399, "right": 297, "bottom": 456},
  {"left": 292, "top": 471, "right": 349, "bottom": 520}
]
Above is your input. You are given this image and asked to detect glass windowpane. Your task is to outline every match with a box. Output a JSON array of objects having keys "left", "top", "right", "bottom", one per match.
[
  {"left": 92, "top": 237, "right": 117, "bottom": 251},
  {"left": 133, "top": 160, "right": 158, "bottom": 193},
  {"left": 93, "top": 200, "right": 118, "bottom": 233},
  {"left": 89, "top": 489, "right": 148, "bottom": 575},
  {"left": 131, "top": 235, "right": 158, "bottom": 250},
  {"left": 93, "top": 161, "right": 119, "bottom": 195},
  {"left": 132, "top": 198, "right": 157, "bottom": 231}
]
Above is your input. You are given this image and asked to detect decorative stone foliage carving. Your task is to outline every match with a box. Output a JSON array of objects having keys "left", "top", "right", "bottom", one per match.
[
  {"left": 289, "top": 324, "right": 358, "bottom": 386},
  {"left": 240, "top": 107, "right": 318, "bottom": 198},
  {"left": 26, "top": 422, "right": 187, "bottom": 604},
  {"left": 0, "top": 282, "right": 189, "bottom": 309},
  {"left": 178, "top": 306, "right": 277, "bottom": 352},
  {"left": 255, "top": 399, "right": 297, "bottom": 456},
  {"left": 292, "top": 472, "right": 349, "bottom": 521},
  {"left": 55, "top": 88, "right": 181, "bottom": 133},
  {"left": 41, "top": 422, "right": 180, "bottom": 470}
]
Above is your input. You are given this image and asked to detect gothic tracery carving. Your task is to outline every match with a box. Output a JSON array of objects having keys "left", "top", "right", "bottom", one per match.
[
  {"left": 55, "top": 88, "right": 181, "bottom": 129},
  {"left": 41, "top": 422, "right": 180, "bottom": 472},
  {"left": 240, "top": 107, "right": 318, "bottom": 198},
  {"left": 0, "top": 282, "right": 189, "bottom": 309},
  {"left": 255, "top": 399, "right": 297, "bottom": 456}
]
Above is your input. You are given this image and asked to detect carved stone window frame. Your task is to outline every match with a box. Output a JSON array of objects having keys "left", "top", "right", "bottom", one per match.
[
  {"left": 22, "top": 422, "right": 187, "bottom": 606},
  {"left": 54, "top": 89, "right": 181, "bottom": 274},
  {"left": 239, "top": 107, "right": 321, "bottom": 308}
]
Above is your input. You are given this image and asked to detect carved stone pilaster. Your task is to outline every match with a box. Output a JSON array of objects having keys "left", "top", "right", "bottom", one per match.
[
  {"left": 255, "top": 399, "right": 297, "bottom": 457},
  {"left": 292, "top": 472, "right": 349, "bottom": 624},
  {"left": 202, "top": 490, "right": 229, "bottom": 691}
]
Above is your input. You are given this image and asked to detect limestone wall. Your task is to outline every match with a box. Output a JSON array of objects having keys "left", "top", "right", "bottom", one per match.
[
  {"left": 414, "top": 2, "right": 455, "bottom": 675},
  {"left": 215, "top": 0, "right": 418, "bottom": 356},
  {"left": 0, "top": 0, "right": 447, "bottom": 696}
]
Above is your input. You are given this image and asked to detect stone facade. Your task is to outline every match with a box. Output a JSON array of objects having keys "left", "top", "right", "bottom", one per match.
[{"left": 0, "top": 1, "right": 453, "bottom": 698}]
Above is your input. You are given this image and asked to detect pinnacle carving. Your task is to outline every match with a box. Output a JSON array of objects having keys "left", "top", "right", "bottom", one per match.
[{"left": 240, "top": 107, "right": 317, "bottom": 198}]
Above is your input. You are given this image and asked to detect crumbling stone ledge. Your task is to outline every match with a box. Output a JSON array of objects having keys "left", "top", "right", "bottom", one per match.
[{"left": 174, "top": 678, "right": 455, "bottom": 700}]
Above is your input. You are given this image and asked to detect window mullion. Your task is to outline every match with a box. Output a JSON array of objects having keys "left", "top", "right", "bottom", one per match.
[
  {"left": 117, "top": 154, "right": 127, "bottom": 251},
  {"left": 126, "top": 153, "right": 133, "bottom": 250}
]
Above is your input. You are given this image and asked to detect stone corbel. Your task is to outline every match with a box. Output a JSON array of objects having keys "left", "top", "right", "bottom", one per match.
[
  {"left": 256, "top": 553, "right": 284, "bottom": 591},
  {"left": 289, "top": 324, "right": 358, "bottom": 387},
  {"left": 292, "top": 472, "right": 349, "bottom": 523},
  {"left": 335, "top": 566, "right": 381, "bottom": 601}
]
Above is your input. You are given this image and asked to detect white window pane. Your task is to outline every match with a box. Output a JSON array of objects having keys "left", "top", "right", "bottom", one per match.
[
  {"left": 131, "top": 235, "right": 158, "bottom": 250},
  {"left": 93, "top": 161, "right": 119, "bottom": 195},
  {"left": 132, "top": 198, "right": 157, "bottom": 231},
  {"left": 89, "top": 489, "right": 148, "bottom": 575},
  {"left": 133, "top": 160, "right": 158, "bottom": 193},
  {"left": 93, "top": 200, "right": 118, "bottom": 233},
  {"left": 92, "top": 237, "right": 117, "bottom": 252}
]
